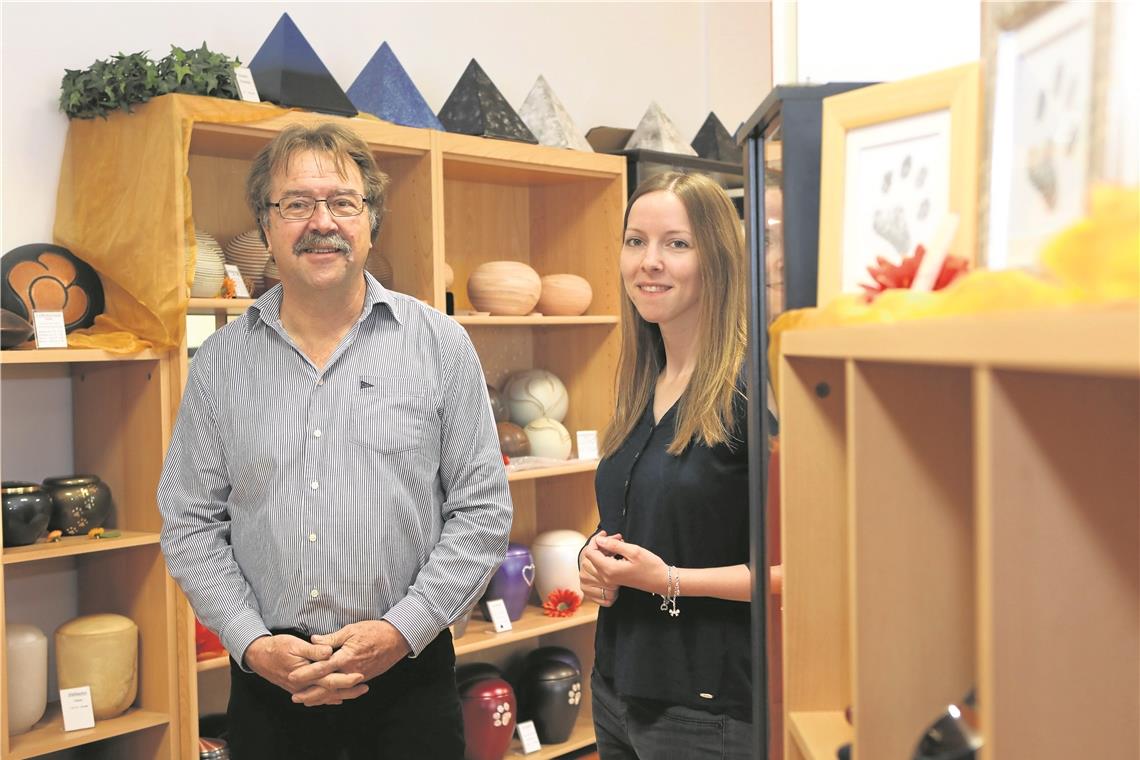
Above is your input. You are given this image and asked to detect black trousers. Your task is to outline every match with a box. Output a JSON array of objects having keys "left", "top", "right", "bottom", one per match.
[{"left": 227, "top": 629, "right": 464, "bottom": 760}]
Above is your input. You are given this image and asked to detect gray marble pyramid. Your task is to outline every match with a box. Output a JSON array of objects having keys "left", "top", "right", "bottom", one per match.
[
  {"left": 624, "top": 101, "right": 697, "bottom": 155},
  {"left": 517, "top": 76, "right": 592, "bottom": 151}
]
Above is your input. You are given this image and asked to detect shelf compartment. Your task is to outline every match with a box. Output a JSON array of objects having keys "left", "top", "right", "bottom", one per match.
[
  {"left": 2, "top": 531, "right": 161, "bottom": 564},
  {"left": 455, "top": 315, "right": 618, "bottom": 326},
  {"left": 440, "top": 132, "right": 624, "bottom": 185},
  {"left": 787, "top": 711, "right": 852, "bottom": 760},
  {"left": 0, "top": 348, "right": 164, "bottom": 365},
  {"left": 7, "top": 704, "right": 169, "bottom": 759},
  {"left": 454, "top": 602, "right": 598, "bottom": 656},
  {"left": 848, "top": 362, "right": 974, "bottom": 759},
  {"left": 978, "top": 369, "right": 1139, "bottom": 759}
]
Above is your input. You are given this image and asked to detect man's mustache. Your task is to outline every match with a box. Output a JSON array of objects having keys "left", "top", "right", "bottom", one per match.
[{"left": 293, "top": 232, "right": 351, "bottom": 256}]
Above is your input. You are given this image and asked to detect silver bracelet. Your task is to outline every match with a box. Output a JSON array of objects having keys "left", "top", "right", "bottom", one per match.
[{"left": 658, "top": 565, "right": 680, "bottom": 617}]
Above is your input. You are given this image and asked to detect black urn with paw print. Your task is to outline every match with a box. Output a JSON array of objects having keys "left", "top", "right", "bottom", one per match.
[
  {"left": 457, "top": 663, "right": 516, "bottom": 760},
  {"left": 43, "top": 475, "right": 113, "bottom": 536},
  {"left": 2, "top": 481, "right": 53, "bottom": 547},
  {"left": 515, "top": 646, "right": 582, "bottom": 744}
]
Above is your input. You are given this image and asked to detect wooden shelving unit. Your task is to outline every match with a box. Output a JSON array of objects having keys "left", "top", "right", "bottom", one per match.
[
  {"left": 1, "top": 351, "right": 182, "bottom": 759},
  {"left": 176, "top": 98, "right": 626, "bottom": 758},
  {"left": 778, "top": 305, "right": 1139, "bottom": 760}
]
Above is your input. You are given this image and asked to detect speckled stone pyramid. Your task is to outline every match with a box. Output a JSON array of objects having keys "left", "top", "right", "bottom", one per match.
[
  {"left": 438, "top": 59, "right": 537, "bottom": 143},
  {"left": 517, "top": 75, "right": 591, "bottom": 151},
  {"left": 624, "top": 101, "right": 696, "bottom": 155},
  {"left": 248, "top": 13, "right": 356, "bottom": 117},
  {"left": 347, "top": 42, "right": 442, "bottom": 130},
  {"left": 691, "top": 112, "right": 742, "bottom": 164}
]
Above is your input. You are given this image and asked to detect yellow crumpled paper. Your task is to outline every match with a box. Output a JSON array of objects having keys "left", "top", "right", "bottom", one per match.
[
  {"left": 769, "top": 185, "right": 1140, "bottom": 400},
  {"left": 54, "top": 94, "right": 291, "bottom": 353}
]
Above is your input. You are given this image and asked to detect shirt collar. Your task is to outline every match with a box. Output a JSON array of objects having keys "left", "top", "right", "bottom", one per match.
[{"left": 245, "top": 270, "right": 404, "bottom": 330}]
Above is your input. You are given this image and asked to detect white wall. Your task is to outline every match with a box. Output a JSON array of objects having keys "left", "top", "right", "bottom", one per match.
[
  {"left": 791, "top": 0, "right": 980, "bottom": 83},
  {"left": 0, "top": 1, "right": 771, "bottom": 250}
]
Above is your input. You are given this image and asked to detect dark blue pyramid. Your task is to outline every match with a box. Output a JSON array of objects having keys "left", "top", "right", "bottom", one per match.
[
  {"left": 347, "top": 42, "right": 442, "bottom": 130},
  {"left": 248, "top": 13, "right": 356, "bottom": 117}
]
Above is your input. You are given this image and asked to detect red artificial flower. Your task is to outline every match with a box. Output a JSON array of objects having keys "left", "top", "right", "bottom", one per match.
[
  {"left": 862, "top": 244, "right": 970, "bottom": 301},
  {"left": 542, "top": 588, "right": 582, "bottom": 618}
]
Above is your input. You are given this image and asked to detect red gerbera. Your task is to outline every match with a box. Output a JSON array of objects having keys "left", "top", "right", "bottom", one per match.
[{"left": 542, "top": 588, "right": 582, "bottom": 618}]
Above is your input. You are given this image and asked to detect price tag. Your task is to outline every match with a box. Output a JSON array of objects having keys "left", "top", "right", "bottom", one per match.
[
  {"left": 60, "top": 686, "right": 95, "bottom": 731},
  {"left": 484, "top": 598, "right": 512, "bottom": 632},
  {"left": 234, "top": 66, "right": 261, "bottom": 103},
  {"left": 223, "top": 264, "right": 251, "bottom": 298},
  {"left": 576, "top": 430, "right": 599, "bottom": 460},
  {"left": 516, "top": 720, "right": 542, "bottom": 753},
  {"left": 32, "top": 311, "right": 68, "bottom": 348}
]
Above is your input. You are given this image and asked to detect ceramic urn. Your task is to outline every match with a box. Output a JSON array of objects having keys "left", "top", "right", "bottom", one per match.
[
  {"left": 535, "top": 274, "right": 592, "bottom": 316},
  {"left": 480, "top": 542, "right": 536, "bottom": 621},
  {"left": 2, "top": 481, "right": 53, "bottom": 547},
  {"left": 457, "top": 664, "right": 516, "bottom": 760},
  {"left": 516, "top": 647, "right": 582, "bottom": 744},
  {"left": 466, "top": 261, "right": 541, "bottom": 316},
  {"left": 531, "top": 529, "right": 587, "bottom": 600},
  {"left": 504, "top": 368, "right": 569, "bottom": 426},
  {"left": 55, "top": 613, "right": 138, "bottom": 719},
  {"left": 6, "top": 623, "right": 48, "bottom": 734}
]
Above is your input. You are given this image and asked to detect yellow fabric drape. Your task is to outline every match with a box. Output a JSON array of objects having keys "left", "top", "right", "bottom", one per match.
[
  {"left": 53, "top": 94, "right": 291, "bottom": 353},
  {"left": 768, "top": 186, "right": 1140, "bottom": 401}
]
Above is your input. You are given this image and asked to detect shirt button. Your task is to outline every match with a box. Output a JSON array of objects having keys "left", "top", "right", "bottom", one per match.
[
  {"left": 310, "top": 480, "right": 319, "bottom": 490},
  {"left": 310, "top": 588, "right": 319, "bottom": 598},
  {"left": 313, "top": 429, "right": 322, "bottom": 438},
  {"left": 308, "top": 533, "right": 317, "bottom": 542},
  {"left": 317, "top": 379, "right": 325, "bottom": 386}
]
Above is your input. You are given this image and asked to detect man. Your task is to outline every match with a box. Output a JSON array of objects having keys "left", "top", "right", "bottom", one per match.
[{"left": 159, "top": 122, "right": 512, "bottom": 759}]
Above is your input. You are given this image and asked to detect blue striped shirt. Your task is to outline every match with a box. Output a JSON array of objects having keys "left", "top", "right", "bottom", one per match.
[{"left": 158, "top": 272, "right": 512, "bottom": 665}]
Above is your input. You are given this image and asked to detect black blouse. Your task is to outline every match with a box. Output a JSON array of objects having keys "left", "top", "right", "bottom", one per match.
[{"left": 592, "top": 386, "right": 751, "bottom": 721}]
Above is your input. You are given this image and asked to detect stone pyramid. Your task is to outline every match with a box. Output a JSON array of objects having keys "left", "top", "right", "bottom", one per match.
[
  {"left": 624, "top": 101, "right": 696, "bottom": 155},
  {"left": 347, "top": 42, "right": 442, "bottom": 130},
  {"left": 517, "top": 75, "right": 591, "bottom": 151},
  {"left": 248, "top": 13, "right": 356, "bottom": 117},
  {"left": 691, "top": 112, "right": 742, "bottom": 164},
  {"left": 438, "top": 59, "right": 536, "bottom": 143}
]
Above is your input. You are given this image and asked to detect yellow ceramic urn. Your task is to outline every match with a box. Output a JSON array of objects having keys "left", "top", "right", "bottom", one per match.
[{"left": 55, "top": 613, "right": 138, "bottom": 719}]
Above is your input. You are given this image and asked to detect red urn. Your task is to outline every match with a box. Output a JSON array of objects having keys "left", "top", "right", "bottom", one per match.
[{"left": 459, "top": 675, "right": 517, "bottom": 760}]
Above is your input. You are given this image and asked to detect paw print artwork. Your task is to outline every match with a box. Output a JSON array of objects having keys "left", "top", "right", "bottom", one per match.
[
  {"left": 492, "top": 701, "right": 512, "bottom": 727},
  {"left": 1025, "top": 61, "right": 1082, "bottom": 212},
  {"left": 567, "top": 682, "right": 582, "bottom": 706},
  {"left": 1, "top": 244, "right": 104, "bottom": 331},
  {"left": 871, "top": 154, "right": 931, "bottom": 256}
]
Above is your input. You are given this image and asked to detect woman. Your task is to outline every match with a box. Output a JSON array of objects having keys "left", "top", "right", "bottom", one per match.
[{"left": 579, "top": 171, "right": 752, "bottom": 759}]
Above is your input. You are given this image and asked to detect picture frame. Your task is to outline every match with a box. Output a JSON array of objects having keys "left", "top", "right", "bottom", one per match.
[
  {"left": 979, "top": 1, "right": 1113, "bottom": 270},
  {"left": 816, "top": 63, "right": 980, "bottom": 306}
]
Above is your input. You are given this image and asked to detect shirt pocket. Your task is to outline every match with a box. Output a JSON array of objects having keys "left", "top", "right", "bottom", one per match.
[{"left": 351, "top": 375, "right": 433, "bottom": 453}]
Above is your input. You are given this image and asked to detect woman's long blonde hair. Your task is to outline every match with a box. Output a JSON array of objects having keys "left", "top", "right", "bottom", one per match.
[{"left": 601, "top": 171, "right": 748, "bottom": 457}]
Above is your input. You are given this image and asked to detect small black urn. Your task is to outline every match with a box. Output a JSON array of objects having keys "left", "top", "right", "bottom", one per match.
[
  {"left": 42, "top": 475, "right": 113, "bottom": 536},
  {"left": 515, "top": 647, "right": 582, "bottom": 744},
  {"left": 2, "top": 481, "right": 53, "bottom": 546}
]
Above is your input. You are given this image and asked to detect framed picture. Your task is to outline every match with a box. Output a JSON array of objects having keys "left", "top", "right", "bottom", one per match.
[
  {"left": 980, "top": 1, "right": 1112, "bottom": 270},
  {"left": 817, "top": 63, "right": 980, "bottom": 306}
]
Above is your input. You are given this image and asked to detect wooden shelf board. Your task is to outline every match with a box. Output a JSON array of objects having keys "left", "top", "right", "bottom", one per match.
[
  {"left": 788, "top": 711, "right": 852, "bottom": 760},
  {"left": 191, "top": 115, "right": 430, "bottom": 161},
  {"left": 781, "top": 305, "right": 1139, "bottom": 377},
  {"left": 440, "top": 134, "right": 624, "bottom": 185},
  {"left": 506, "top": 460, "right": 599, "bottom": 482},
  {"left": 455, "top": 315, "right": 619, "bottom": 327},
  {"left": 196, "top": 654, "right": 230, "bottom": 673},
  {"left": 187, "top": 297, "right": 255, "bottom": 315},
  {"left": 505, "top": 712, "right": 595, "bottom": 758},
  {"left": 0, "top": 348, "right": 163, "bottom": 365},
  {"left": 8, "top": 704, "right": 170, "bottom": 759},
  {"left": 455, "top": 603, "right": 599, "bottom": 656},
  {"left": 2, "top": 531, "right": 161, "bottom": 565}
]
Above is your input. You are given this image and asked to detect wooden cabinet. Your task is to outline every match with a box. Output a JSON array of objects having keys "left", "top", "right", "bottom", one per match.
[
  {"left": 777, "top": 307, "right": 1139, "bottom": 759},
  {"left": 183, "top": 106, "right": 625, "bottom": 758},
  {"left": 1, "top": 350, "right": 183, "bottom": 759}
]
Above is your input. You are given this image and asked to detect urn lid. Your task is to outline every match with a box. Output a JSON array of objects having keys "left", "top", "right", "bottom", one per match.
[
  {"left": 525, "top": 645, "right": 581, "bottom": 674},
  {"left": 199, "top": 737, "right": 231, "bottom": 760},
  {"left": 2, "top": 481, "right": 44, "bottom": 495},
  {"left": 505, "top": 542, "right": 533, "bottom": 558},
  {"left": 56, "top": 613, "right": 137, "bottom": 637},
  {"left": 531, "top": 529, "right": 587, "bottom": 548},
  {"left": 523, "top": 659, "right": 577, "bottom": 682},
  {"left": 42, "top": 475, "right": 99, "bottom": 488},
  {"left": 460, "top": 676, "right": 514, "bottom": 701}
]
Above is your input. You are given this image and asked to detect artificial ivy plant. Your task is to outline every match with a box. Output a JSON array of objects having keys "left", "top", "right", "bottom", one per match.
[{"left": 60, "top": 43, "right": 242, "bottom": 120}]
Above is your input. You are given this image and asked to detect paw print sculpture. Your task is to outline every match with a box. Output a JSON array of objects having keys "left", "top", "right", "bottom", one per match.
[
  {"left": 872, "top": 154, "right": 931, "bottom": 255},
  {"left": 1, "top": 244, "right": 104, "bottom": 331},
  {"left": 492, "top": 701, "right": 512, "bottom": 727},
  {"left": 568, "top": 682, "right": 582, "bottom": 706}
]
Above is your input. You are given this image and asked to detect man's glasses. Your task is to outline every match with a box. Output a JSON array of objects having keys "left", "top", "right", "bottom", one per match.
[{"left": 269, "top": 192, "right": 367, "bottom": 220}]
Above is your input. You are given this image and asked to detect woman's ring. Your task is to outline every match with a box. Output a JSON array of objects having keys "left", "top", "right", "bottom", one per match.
[{"left": 601, "top": 588, "right": 607, "bottom": 601}]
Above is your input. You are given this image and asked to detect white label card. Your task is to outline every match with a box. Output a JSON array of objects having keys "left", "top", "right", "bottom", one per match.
[
  {"left": 485, "top": 598, "right": 512, "bottom": 632},
  {"left": 223, "top": 264, "right": 251, "bottom": 298},
  {"left": 516, "top": 720, "right": 542, "bottom": 753},
  {"left": 576, "top": 430, "right": 599, "bottom": 460},
  {"left": 234, "top": 66, "right": 261, "bottom": 103},
  {"left": 32, "top": 311, "right": 68, "bottom": 349},
  {"left": 60, "top": 686, "right": 96, "bottom": 731}
]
